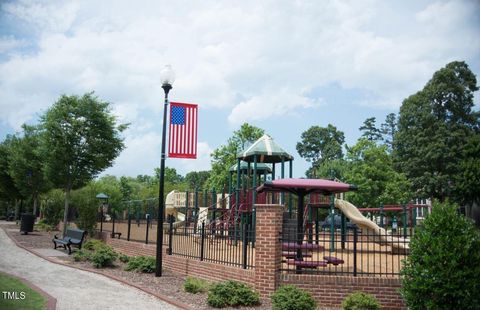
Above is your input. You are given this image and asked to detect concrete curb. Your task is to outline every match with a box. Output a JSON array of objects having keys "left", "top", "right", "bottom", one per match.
[
  {"left": 0, "top": 270, "right": 57, "bottom": 310},
  {"left": 2, "top": 226, "right": 192, "bottom": 310}
]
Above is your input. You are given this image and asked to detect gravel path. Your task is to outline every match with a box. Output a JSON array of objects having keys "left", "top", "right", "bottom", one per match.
[{"left": 0, "top": 226, "right": 178, "bottom": 310}]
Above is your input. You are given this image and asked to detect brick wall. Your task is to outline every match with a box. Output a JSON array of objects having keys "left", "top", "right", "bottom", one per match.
[
  {"left": 254, "top": 204, "right": 283, "bottom": 297},
  {"left": 280, "top": 274, "right": 406, "bottom": 309},
  {"left": 105, "top": 233, "right": 255, "bottom": 286},
  {"left": 100, "top": 202, "right": 407, "bottom": 309}
]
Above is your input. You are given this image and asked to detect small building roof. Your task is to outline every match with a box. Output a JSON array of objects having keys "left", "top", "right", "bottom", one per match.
[
  {"left": 257, "top": 178, "right": 357, "bottom": 195},
  {"left": 237, "top": 134, "right": 293, "bottom": 163},
  {"left": 229, "top": 161, "right": 272, "bottom": 173}
]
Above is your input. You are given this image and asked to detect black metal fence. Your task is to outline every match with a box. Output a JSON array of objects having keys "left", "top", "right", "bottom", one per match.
[
  {"left": 168, "top": 221, "right": 255, "bottom": 269},
  {"left": 280, "top": 226, "right": 410, "bottom": 277}
]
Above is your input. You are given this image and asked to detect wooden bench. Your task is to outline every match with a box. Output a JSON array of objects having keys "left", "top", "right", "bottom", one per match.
[
  {"left": 282, "top": 242, "right": 324, "bottom": 251},
  {"left": 286, "top": 259, "right": 328, "bottom": 268},
  {"left": 52, "top": 228, "right": 86, "bottom": 255},
  {"left": 110, "top": 232, "right": 122, "bottom": 239},
  {"left": 282, "top": 251, "right": 313, "bottom": 258},
  {"left": 323, "top": 256, "right": 344, "bottom": 265}
]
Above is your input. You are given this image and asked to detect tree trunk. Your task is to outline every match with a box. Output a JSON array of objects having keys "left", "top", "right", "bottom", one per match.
[
  {"left": 33, "top": 193, "right": 38, "bottom": 219},
  {"left": 62, "top": 189, "right": 71, "bottom": 237},
  {"left": 14, "top": 199, "right": 20, "bottom": 221}
]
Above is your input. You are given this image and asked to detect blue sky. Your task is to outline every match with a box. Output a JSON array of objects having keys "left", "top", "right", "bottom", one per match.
[{"left": 0, "top": 0, "right": 479, "bottom": 179}]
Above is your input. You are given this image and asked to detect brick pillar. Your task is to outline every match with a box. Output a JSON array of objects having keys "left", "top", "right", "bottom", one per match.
[{"left": 254, "top": 204, "right": 283, "bottom": 297}]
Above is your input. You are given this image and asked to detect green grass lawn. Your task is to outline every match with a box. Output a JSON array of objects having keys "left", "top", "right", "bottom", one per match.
[{"left": 0, "top": 272, "right": 46, "bottom": 310}]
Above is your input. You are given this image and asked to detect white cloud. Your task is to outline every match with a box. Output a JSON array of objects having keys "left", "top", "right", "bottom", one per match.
[
  {"left": 228, "top": 87, "right": 321, "bottom": 125},
  {"left": 1, "top": 0, "right": 479, "bottom": 177},
  {"left": 168, "top": 142, "right": 213, "bottom": 174}
]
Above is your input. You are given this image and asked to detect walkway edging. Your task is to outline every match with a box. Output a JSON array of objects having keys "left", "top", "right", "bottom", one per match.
[
  {"left": 0, "top": 270, "right": 57, "bottom": 310},
  {"left": 1, "top": 226, "right": 191, "bottom": 310}
]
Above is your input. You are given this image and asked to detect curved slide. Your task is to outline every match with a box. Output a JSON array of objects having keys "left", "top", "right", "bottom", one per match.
[{"left": 335, "top": 199, "right": 409, "bottom": 253}]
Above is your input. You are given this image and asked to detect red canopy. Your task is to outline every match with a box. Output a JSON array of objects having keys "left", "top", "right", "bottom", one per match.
[{"left": 257, "top": 178, "right": 356, "bottom": 195}]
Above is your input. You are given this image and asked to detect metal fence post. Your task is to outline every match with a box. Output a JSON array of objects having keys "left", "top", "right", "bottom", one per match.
[
  {"left": 353, "top": 227, "right": 358, "bottom": 277},
  {"left": 402, "top": 203, "right": 407, "bottom": 238},
  {"left": 380, "top": 204, "right": 384, "bottom": 228},
  {"left": 200, "top": 220, "right": 205, "bottom": 261},
  {"left": 168, "top": 215, "right": 173, "bottom": 255},
  {"left": 185, "top": 191, "right": 189, "bottom": 235},
  {"left": 111, "top": 210, "right": 116, "bottom": 238},
  {"left": 194, "top": 189, "right": 199, "bottom": 234},
  {"left": 242, "top": 223, "right": 248, "bottom": 269},
  {"left": 127, "top": 211, "right": 131, "bottom": 241},
  {"left": 145, "top": 215, "right": 150, "bottom": 244}
]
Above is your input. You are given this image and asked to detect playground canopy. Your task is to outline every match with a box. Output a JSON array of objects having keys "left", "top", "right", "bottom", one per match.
[
  {"left": 237, "top": 134, "right": 293, "bottom": 163},
  {"left": 257, "top": 178, "right": 357, "bottom": 248},
  {"left": 229, "top": 161, "right": 272, "bottom": 173},
  {"left": 257, "top": 178, "right": 357, "bottom": 195}
]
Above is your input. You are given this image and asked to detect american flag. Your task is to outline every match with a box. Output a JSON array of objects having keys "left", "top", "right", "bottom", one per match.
[{"left": 168, "top": 102, "right": 198, "bottom": 159}]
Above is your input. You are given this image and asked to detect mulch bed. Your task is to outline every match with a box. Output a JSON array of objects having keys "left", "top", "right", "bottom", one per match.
[{"left": 1, "top": 223, "right": 272, "bottom": 310}]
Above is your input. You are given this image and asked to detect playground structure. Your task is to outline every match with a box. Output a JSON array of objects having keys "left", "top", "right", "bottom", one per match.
[{"left": 97, "top": 134, "right": 428, "bottom": 276}]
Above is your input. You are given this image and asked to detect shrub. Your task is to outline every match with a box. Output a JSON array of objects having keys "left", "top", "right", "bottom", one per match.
[
  {"left": 124, "top": 256, "right": 156, "bottom": 273},
  {"left": 35, "top": 221, "right": 54, "bottom": 232},
  {"left": 207, "top": 280, "right": 260, "bottom": 308},
  {"left": 342, "top": 292, "right": 380, "bottom": 310},
  {"left": 83, "top": 239, "right": 107, "bottom": 251},
  {"left": 118, "top": 253, "right": 130, "bottom": 263},
  {"left": 184, "top": 277, "right": 210, "bottom": 294},
  {"left": 91, "top": 246, "right": 117, "bottom": 268},
  {"left": 271, "top": 285, "right": 317, "bottom": 310},
  {"left": 73, "top": 249, "right": 92, "bottom": 262},
  {"left": 41, "top": 189, "right": 64, "bottom": 226},
  {"left": 401, "top": 201, "right": 480, "bottom": 309}
]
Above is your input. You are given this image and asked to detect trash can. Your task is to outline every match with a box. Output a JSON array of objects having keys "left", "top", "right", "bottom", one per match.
[{"left": 20, "top": 213, "right": 35, "bottom": 235}]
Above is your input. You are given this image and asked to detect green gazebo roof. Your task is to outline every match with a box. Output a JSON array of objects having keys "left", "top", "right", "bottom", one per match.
[
  {"left": 237, "top": 134, "right": 293, "bottom": 163},
  {"left": 229, "top": 161, "right": 272, "bottom": 173}
]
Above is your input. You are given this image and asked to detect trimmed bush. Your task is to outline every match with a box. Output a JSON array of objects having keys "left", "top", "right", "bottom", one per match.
[
  {"left": 73, "top": 249, "right": 92, "bottom": 262},
  {"left": 124, "top": 256, "right": 156, "bottom": 273},
  {"left": 35, "top": 221, "right": 54, "bottom": 232},
  {"left": 401, "top": 201, "right": 480, "bottom": 309},
  {"left": 342, "top": 292, "right": 380, "bottom": 310},
  {"left": 91, "top": 246, "right": 117, "bottom": 268},
  {"left": 184, "top": 277, "right": 210, "bottom": 294},
  {"left": 207, "top": 280, "right": 260, "bottom": 308},
  {"left": 83, "top": 239, "right": 107, "bottom": 251},
  {"left": 271, "top": 285, "right": 317, "bottom": 310},
  {"left": 118, "top": 253, "right": 130, "bottom": 263}
]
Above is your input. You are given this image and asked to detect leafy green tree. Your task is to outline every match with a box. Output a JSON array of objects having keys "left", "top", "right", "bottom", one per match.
[
  {"left": 395, "top": 61, "right": 479, "bottom": 201},
  {"left": 206, "top": 123, "right": 264, "bottom": 190},
  {"left": 401, "top": 201, "right": 480, "bottom": 309},
  {"left": 0, "top": 136, "right": 23, "bottom": 218},
  {"left": 381, "top": 113, "right": 397, "bottom": 152},
  {"left": 344, "top": 139, "right": 412, "bottom": 208},
  {"left": 40, "top": 189, "right": 64, "bottom": 227},
  {"left": 313, "top": 159, "right": 348, "bottom": 181},
  {"left": 359, "top": 117, "right": 383, "bottom": 142},
  {"left": 7, "top": 125, "right": 51, "bottom": 216},
  {"left": 296, "top": 124, "right": 345, "bottom": 177},
  {"left": 40, "top": 92, "right": 127, "bottom": 235},
  {"left": 155, "top": 167, "right": 184, "bottom": 185},
  {"left": 185, "top": 171, "right": 210, "bottom": 190},
  {"left": 454, "top": 133, "right": 480, "bottom": 206},
  {"left": 119, "top": 176, "right": 132, "bottom": 201},
  {"left": 71, "top": 182, "right": 101, "bottom": 235}
]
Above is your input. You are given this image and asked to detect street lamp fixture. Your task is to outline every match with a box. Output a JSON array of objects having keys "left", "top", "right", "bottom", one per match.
[
  {"left": 156, "top": 65, "right": 175, "bottom": 277},
  {"left": 96, "top": 193, "right": 109, "bottom": 233}
]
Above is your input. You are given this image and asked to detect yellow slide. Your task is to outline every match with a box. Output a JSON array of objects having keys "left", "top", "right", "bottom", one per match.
[{"left": 335, "top": 199, "right": 409, "bottom": 253}]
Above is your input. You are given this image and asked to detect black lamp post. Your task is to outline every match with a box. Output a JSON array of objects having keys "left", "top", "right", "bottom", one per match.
[
  {"left": 96, "top": 193, "right": 109, "bottom": 233},
  {"left": 156, "top": 65, "right": 175, "bottom": 277}
]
